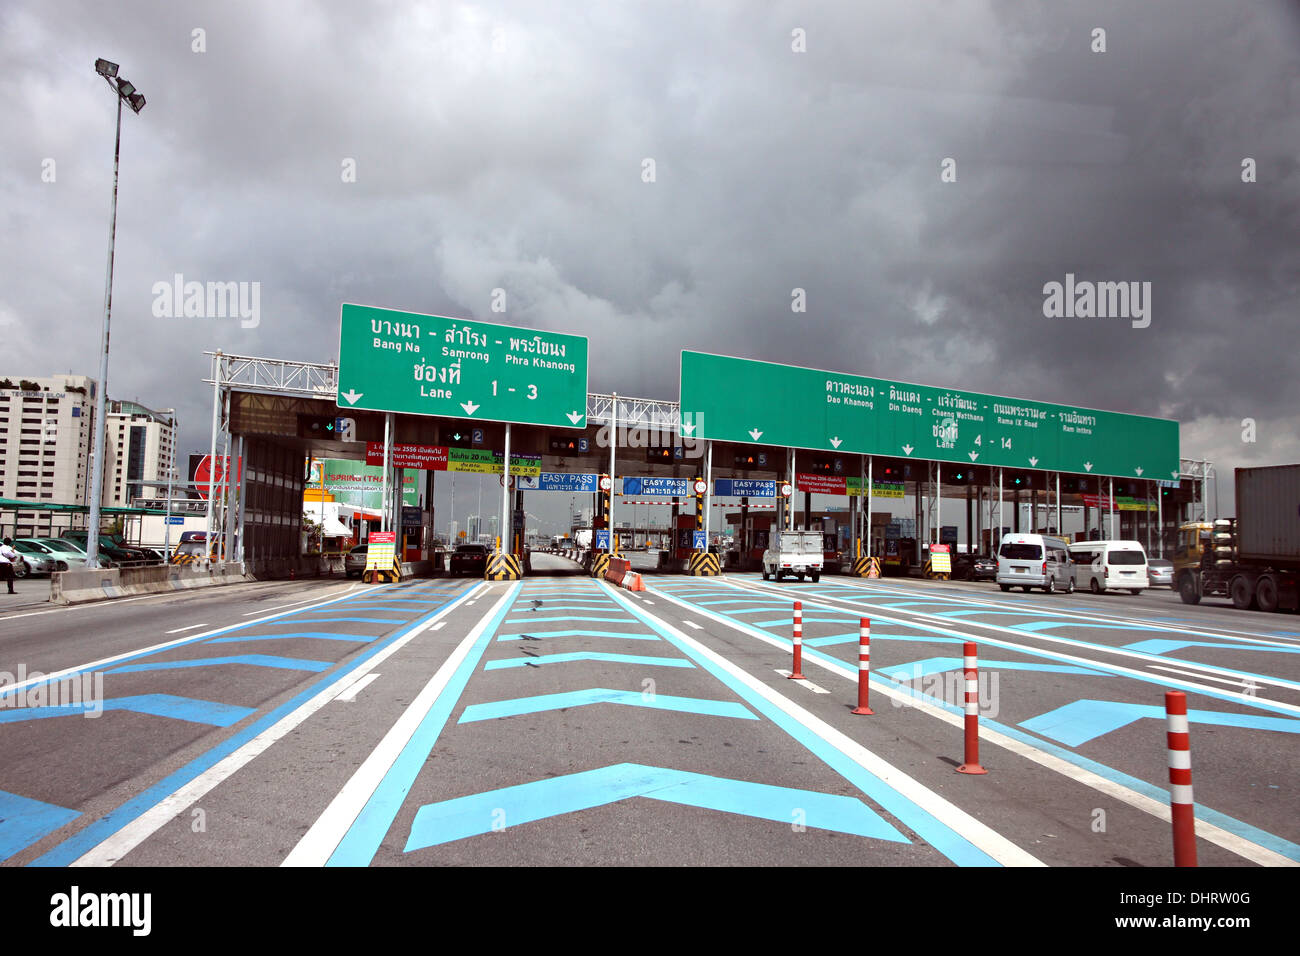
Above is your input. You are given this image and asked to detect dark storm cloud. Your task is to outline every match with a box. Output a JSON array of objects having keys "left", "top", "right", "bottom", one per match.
[{"left": 1, "top": 0, "right": 1296, "bottom": 525}]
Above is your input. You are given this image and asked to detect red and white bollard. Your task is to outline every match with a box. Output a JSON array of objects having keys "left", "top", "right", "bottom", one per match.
[
  {"left": 955, "top": 641, "right": 987, "bottom": 774},
  {"left": 1165, "top": 690, "right": 1198, "bottom": 866},
  {"left": 852, "top": 618, "right": 873, "bottom": 715},
  {"left": 788, "top": 601, "right": 806, "bottom": 680}
]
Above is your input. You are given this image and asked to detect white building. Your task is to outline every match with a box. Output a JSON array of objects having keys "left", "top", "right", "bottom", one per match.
[
  {"left": 103, "top": 400, "right": 177, "bottom": 507},
  {"left": 0, "top": 374, "right": 97, "bottom": 537}
]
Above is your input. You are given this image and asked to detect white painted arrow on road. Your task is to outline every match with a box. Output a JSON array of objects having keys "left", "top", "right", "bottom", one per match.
[
  {"left": 749, "top": 428, "right": 763, "bottom": 441},
  {"left": 567, "top": 411, "right": 584, "bottom": 425},
  {"left": 340, "top": 390, "right": 363, "bottom": 405},
  {"left": 461, "top": 401, "right": 480, "bottom": 416},
  {"left": 830, "top": 437, "right": 842, "bottom": 448}
]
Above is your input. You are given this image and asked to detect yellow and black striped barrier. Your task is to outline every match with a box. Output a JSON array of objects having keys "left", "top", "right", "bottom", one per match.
[
  {"left": 485, "top": 551, "right": 522, "bottom": 581},
  {"left": 688, "top": 551, "right": 720, "bottom": 576},
  {"left": 365, "top": 556, "right": 403, "bottom": 584},
  {"left": 590, "top": 553, "right": 611, "bottom": 578},
  {"left": 852, "top": 555, "right": 881, "bottom": 578},
  {"left": 923, "top": 559, "right": 949, "bottom": 581}
]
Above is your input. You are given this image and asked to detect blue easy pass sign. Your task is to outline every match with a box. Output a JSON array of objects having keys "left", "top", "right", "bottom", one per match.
[
  {"left": 713, "top": 479, "right": 776, "bottom": 498},
  {"left": 621, "top": 477, "right": 689, "bottom": 496}
]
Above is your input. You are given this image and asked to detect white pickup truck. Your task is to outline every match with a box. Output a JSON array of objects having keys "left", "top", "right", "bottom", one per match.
[{"left": 762, "top": 531, "right": 824, "bottom": 582}]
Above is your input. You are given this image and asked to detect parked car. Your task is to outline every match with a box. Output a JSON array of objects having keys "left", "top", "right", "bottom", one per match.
[
  {"left": 60, "top": 531, "right": 148, "bottom": 566},
  {"left": 9, "top": 542, "right": 56, "bottom": 577},
  {"left": 954, "top": 553, "right": 998, "bottom": 581},
  {"left": 997, "top": 533, "right": 1074, "bottom": 593},
  {"left": 1148, "top": 557, "right": 1174, "bottom": 588},
  {"left": 13, "top": 539, "right": 85, "bottom": 572},
  {"left": 344, "top": 544, "right": 368, "bottom": 578},
  {"left": 449, "top": 544, "right": 490, "bottom": 577}
]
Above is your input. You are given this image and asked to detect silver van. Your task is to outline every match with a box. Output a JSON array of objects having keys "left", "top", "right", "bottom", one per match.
[
  {"left": 997, "top": 533, "right": 1074, "bottom": 593},
  {"left": 1068, "top": 540, "right": 1149, "bottom": 595}
]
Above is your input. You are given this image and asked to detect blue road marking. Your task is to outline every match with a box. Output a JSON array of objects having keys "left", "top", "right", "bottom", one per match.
[
  {"left": 503, "top": 615, "right": 630, "bottom": 623},
  {"left": 877, "top": 657, "right": 1107, "bottom": 682},
  {"left": 0, "top": 694, "right": 254, "bottom": 727},
  {"left": 933, "top": 610, "right": 1064, "bottom": 620},
  {"left": 297, "top": 617, "right": 407, "bottom": 624},
  {"left": 324, "top": 584, "right": 521, "bottom": 866},
  {"left": 621, "top": 586, "right": 1002, "bottom": 867},
  {"left": 205, "top": 631, "right": 378, "bottom": 645},
  {"left": 697, "top": 599, "right": 783, "bottom": 606},
  {"left": 0, "top": 790, "right": 80, "bottom": 862},
  {"left": 484, "top": 652, "right": 694, "bottom": 671},
  {"left": 509, "top": 604, "right": 618, "bottom": 612},
  {"left": 30, "top": 585, "right": 473, "bottom": 866},
  {"left": 106, "top": 654, "right": 333, "bottom": 675},
  {"left": 1125, "top": 638, "right": 1300, "bottom": 656},
  {"left": 496, "top": 629, "right": 658, "bottom": 642},
  {"left": 1012, "top": 621, "right": 1172, "bottom": 634},
  {"left": 458, "top": 688, "right": 756, "bottom": 723},
  {"left": 404, "top": 763, "right": 907, "bottom": 851},
  {"left": 804, "top": 632, "right": 961, "bottom": 648},
  {"left": 1020, "top": 699, "right": 1300, "bottom": 747}
]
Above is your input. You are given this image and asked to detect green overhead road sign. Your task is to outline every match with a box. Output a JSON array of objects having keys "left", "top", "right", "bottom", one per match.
[
  {"left": 679, "top": 351, "right": 1179, "bottom": 481},
  {"left": 337, "top": 304, "right": 589, "bottom": 428}
]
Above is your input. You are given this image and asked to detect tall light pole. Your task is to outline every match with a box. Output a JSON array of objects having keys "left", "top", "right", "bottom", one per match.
[{"left": 86, "top": 59, "right": 145, "bottom": 569}]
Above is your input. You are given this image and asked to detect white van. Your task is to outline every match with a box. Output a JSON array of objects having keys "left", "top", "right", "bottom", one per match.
[
  {"left": 997, "top": 533, "right": 1074, "bottom": 593},
  {"left": 1068, "top": 540, "right": 1149, "bottom": 594}
]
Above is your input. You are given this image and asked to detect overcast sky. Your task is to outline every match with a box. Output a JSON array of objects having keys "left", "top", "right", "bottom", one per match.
[{"left": 2, "top": 1, "right": 1297, "bottom": 532}]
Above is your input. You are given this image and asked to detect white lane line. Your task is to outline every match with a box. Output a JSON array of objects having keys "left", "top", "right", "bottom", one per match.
[
  {"left": 1148, "top": 664, "right": 1255, "bottom": 689},
  {"left": 429, "top": 621, "right": 446, "bottom": 631},
  {"left": 242, "top": 585, "right": 362, "bottom": 616},
  {"left": 70, "top": 583, "right": 487, "bottom": 867},
  {"left": 165, "top": 623, "right": 210, "bottom": 634},
  {"left": 654, "top": 582, "right": 1296, "bottom": 868},
  {"left": 282, "top": 583, "right": 517, "bottom": 867},
  {"left": 603, "top": 584, "right": 1042, "bottom": 867},
  {"left": 773, "top": 669, "right": 830, "bottom": 694},
  {"left": 334, "top": 673, "right": 381, "bottom": 702},
  {"left": 681, "top": 621, "right": 702, "bottom": 630}
]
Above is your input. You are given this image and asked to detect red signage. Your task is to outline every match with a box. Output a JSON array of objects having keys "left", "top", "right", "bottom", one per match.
[
  {"left": 366, "top": 442, "right": 449, "bottom": 470},
  {"left": 932, "top": 544, "right": 950, "bottom": 554},
  {"left": 369, "top": 531, "right": 397, "bottom": 544},
  {"left": 795, "top": 472, "right": 846, "bottom": 495},
  {"left": 190, "top": 454, "right": 243, "bottom": 500}
]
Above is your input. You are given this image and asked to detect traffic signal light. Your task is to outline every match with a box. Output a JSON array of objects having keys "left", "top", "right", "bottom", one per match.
[
  {"left": 444, "top": 424, "right": 477, "bottom": 448},
  {"left": 297, "top": 414, "right": 342, "bottom": 441},
  {"left": 807, "top": 457, "right": 834, "bottom": 474},
  {"left": 646, "top": 446, "right": 677, "bottom": 463},
  {"left": 732, "top": 451, "right": 759, "bottom": 469}
]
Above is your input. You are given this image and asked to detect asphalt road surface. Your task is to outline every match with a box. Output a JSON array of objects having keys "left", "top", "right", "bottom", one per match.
[{"left": 1, "top": 565, "right": 1296, "bottom": 869}]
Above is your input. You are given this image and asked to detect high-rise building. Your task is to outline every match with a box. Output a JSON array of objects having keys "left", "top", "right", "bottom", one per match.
[
  {"left": 0, "top": 374, "right": 97, "bottom": 537},
  {"left": 103, "top": 400, "right": 177, "bottom": 507}
]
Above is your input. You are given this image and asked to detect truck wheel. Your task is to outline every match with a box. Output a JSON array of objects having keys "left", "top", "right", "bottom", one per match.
[
  {"left": 1022, "top": 585, "right": 1032, "bottom": 593},
  {"left": 1178, "top": 572, "right": 1201, "bottom": 605},
  {"left": 810, "top": 571, "right": 820, "bottom": 583},
  {"left": 1256, "top": 575, "right": 1279, "bottom": 613},
  {"left": 1230, "top": 575, "right": 1258, "bottom": 611},
  {"left": 1130, "top": 589, "right": 1142, "bottom": 596},
  {"left": 797, "top": 573, "right": 806, "bottom": 582},
  {"left": 762, "top": 567, "right": 769, "bottom": 581},
  {"left": 999, "top": 584, "right": 1010, "bottom": 592}
]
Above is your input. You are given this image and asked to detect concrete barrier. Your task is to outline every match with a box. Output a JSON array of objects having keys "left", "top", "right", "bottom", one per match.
[{"left": 51, "top": 561, "right": 255, "bottom": 606}]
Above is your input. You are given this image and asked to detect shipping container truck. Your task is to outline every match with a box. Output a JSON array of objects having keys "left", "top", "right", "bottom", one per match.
[{"left": 1174, "top": 463, "right": 1300, "bottom": 612}]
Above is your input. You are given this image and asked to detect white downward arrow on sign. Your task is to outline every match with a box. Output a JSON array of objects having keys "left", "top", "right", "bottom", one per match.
[
  {"left": 1135, "top": 466, "right": 1144, "bottom": 476},
  {"left": 461, "top": 401, "right": 480, "bottom": 415},
  {"left": 567, "top": 411, "right": 583, "bottom": 425},
  {"left": 1029, "top": 456, "right": 1039, "bottom": 467},
  {"left": 340, "top": 390, "right": 363, "bottom": 405},
  {"left": 1171, "top": 470, "right": 1180, "bottom": 479},
  {"left": 968, "top": 451, "right": 979, "bottom": 461},
  {"left": 749, "top": 428, "right": 763, "bottom": 441},
  {"left": 830, "top": 437, "right": 842, "bottom": 448},
  {"left": 902, "top": 444, "right": 913, "bottom": 455},
  {"left": 1084, "top": 462, "right": 1093, "bottom": 472},
  {"left": 681, "top": 423, "right": 696, "bottom": 435}
]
